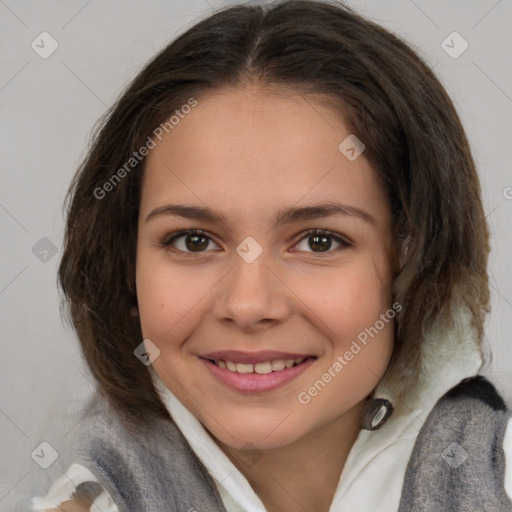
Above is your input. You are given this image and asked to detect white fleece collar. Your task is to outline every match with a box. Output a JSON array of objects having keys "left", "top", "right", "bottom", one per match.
[
  {"left": 330, "top": 306, "right": 483, "bottom": 510},
  {"left": 150, "top": 307, "right": 483, "bottom": 512}
]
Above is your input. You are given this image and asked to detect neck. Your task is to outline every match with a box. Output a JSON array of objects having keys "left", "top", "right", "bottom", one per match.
[{"left": 214, "top": 397, "right": 368, "bottom": 512}]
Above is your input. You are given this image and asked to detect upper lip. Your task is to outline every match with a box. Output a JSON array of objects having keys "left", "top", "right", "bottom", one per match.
[{"left": 200, "top": 350, "right": 315, "bottom": 364}]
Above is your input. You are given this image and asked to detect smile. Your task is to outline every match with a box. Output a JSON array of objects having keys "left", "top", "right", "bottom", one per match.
[
  {"left": 209, "top": 357, "right": 311, "bottom": 374},
  {"left": 199, "top": 353, "right": 317, "bottom": 393}
]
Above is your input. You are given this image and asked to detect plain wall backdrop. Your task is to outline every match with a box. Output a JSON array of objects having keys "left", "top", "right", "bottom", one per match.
[{"left": 1, "top": 0, "right": 511, "bottom": 510}]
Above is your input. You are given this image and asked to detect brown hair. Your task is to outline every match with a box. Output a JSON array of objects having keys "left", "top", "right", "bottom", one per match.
[{"left": 58, "top": 0, "right": 490, "bottom": 432}]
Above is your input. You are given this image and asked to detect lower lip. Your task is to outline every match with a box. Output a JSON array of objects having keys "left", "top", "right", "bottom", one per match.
[{"left": 200, "top": 357, "right": 316, "bottom": 393}]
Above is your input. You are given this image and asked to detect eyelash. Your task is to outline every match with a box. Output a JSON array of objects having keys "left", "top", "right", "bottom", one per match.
[{"left": 160, "top": 228, "right": 351, "bottom": 258}]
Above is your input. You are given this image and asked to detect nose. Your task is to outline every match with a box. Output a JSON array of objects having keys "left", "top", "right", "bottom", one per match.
[{"left": 212, "top": 251, "right": 291, "bottom": 332}]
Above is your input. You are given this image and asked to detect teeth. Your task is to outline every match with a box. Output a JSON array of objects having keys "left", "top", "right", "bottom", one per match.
[
  {"left": 214, "top": 357, "right": 310, "bottom": 373},
  {"left": 271, "top": 360, "right": 285, "bottom": 371},
  {"left": 254, "top": 362, "right": 272, "bottom": 374},
  {"left": 236, "top": 363, "right": 254, "bottom": 373}
]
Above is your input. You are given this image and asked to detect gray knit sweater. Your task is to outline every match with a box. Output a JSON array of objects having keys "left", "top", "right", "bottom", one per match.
[{"left": 65, "top": 376, "right": 511, "bottom": 512}]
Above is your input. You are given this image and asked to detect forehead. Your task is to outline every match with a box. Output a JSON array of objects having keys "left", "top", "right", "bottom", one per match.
[{"left": 141, "top": 85, "right": 390, "bottom": 226}]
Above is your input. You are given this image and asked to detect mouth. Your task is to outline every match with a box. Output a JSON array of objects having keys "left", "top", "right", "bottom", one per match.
[
  {"left": 202, "top": 356, "right": 316, "bottom": 374},
  {"left": 199, "top": 351, "right": 318, "bottom": 393}
]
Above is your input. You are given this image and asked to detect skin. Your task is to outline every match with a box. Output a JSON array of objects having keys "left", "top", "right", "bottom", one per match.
[{"left": 136, "top": 83, "right": 398, "bottom": 512}]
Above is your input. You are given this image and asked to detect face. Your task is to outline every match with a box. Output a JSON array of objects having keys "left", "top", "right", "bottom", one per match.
[{"left": 136, "top": 84, "right": 397, "bottom": 451}]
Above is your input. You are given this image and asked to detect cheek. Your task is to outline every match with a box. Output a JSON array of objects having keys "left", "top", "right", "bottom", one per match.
[
  {"left": 135, "top": 249, "right": 214, "bottom": 344},
  {"left": 291, "top": 255, "right": 393, "bottom": 340}
]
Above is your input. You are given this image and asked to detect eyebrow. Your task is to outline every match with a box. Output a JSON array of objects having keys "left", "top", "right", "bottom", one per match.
[{"left": 145, "top": 202, "right": 375, "bottom": 227}]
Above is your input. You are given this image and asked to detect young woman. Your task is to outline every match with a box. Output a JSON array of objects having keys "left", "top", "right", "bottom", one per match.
[{"left": 30, "top": 1, "right": 512, "bottom": 511}]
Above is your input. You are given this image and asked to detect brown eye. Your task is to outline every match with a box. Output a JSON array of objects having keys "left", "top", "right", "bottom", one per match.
[
  {"left": 308, "top": 233, "right": 334, "bottom": 252},
  {"left": 183, "top": 233, "right": 210, "bottom": 251},
  {"left": 294, "top": 230, "right": 350, "bottom": 255},
  {"left": 163, "top": 230, "right": 219, "bottom": 253}
]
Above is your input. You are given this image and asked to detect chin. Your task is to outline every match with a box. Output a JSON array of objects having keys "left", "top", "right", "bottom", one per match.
[{"left": 205, "top": 412, "right": 309, "bottom": 452}]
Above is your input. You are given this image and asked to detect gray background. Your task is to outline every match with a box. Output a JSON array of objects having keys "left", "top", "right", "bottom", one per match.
[{"left": 1, "top": 1, "right": 511, "bottom": 511}]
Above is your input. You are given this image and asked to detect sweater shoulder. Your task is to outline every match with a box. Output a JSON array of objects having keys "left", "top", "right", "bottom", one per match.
[
  {"left": 31, "top": 463, "right": 118, "bottom": 512},
  {"left": 64, "top": 398, "right": 227, "bottom": 512},
  {"left": 398, "top": 375, "right": 512, "bottom": 511},
  {"left": 442, "top": 374, "right": 509, "bottom": 411}
]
